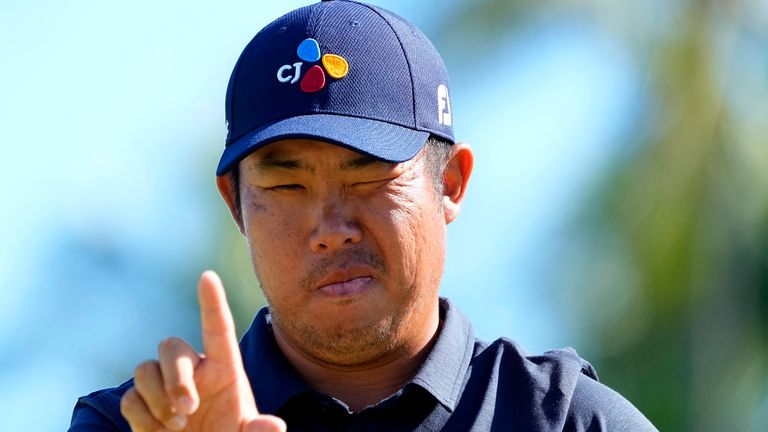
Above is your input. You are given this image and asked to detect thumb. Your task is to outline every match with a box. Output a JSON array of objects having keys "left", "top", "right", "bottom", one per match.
[{"left": 243, "top": 415, "right": 287, "bottom": 432}]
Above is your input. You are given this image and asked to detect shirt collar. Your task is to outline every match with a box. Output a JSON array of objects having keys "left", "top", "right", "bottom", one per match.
[
  {"left": 408, "top": 297, "right": 475, "bottom": 412},
  {"left": 239, "top": 298, "right": 476, "bottom": 414},
  {"left": 239, "top": 307, "right": 310, "bottom": 414}
]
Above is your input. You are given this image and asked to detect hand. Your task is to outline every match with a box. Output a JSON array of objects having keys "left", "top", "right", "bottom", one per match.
[{"left": 120, "top": 271, "right": 286, "bottom": 432}]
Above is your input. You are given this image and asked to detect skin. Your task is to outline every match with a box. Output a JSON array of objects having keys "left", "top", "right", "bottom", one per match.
[{"left": 120, "top": 138, "right": 473, "bottom": 431}]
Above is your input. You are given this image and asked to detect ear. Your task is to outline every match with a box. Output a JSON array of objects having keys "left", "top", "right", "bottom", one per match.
[
  {"left": 442, "top": 143, "right": 474, "bottom": 224},
  {"left": 216, "top": 172, "right": 246, "bottom": 235}
]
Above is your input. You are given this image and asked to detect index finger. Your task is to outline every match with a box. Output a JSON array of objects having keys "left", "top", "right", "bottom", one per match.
[{"left": 198, "top": 270, "right": 242, "bottom": 366}]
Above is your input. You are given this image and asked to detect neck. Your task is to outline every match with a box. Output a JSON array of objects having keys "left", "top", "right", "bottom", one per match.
[{"left": 273, "top": 303, "right": 441, "bottom": 412}]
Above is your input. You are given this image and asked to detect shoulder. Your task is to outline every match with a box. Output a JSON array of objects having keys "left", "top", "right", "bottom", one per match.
[
  {"left": 68, "top": 379, "right": 133, "bottom": 432},
  {"left": 471, "top": 339, "right": 656, "bottom": 431},
  {"left": 565, "top": 373, "right": 658, "bottom": 432},
  {"left": 472, "top": 338, "right": 598, "bottom": 389}
]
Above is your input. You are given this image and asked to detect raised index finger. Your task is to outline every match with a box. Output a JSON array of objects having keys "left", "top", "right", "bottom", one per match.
[{"left": 198, "top": 270, "right": 242, "bottom": 366}]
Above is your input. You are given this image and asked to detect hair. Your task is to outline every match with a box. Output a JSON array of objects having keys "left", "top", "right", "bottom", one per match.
[{"left": 225, "top": 135, "right": 453, "bottom": 221}]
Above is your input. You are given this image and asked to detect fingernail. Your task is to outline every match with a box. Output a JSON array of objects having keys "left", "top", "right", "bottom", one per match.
[
  {"left": 167, "top": 415, "right": 186, "bottom": 431},
  {"left": 177, "top": 395, "right": 195, "bottom": 414}
]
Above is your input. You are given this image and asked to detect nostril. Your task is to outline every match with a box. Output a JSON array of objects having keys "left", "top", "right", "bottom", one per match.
[{"left": 311, "top": 215, "right": 362, "bottom": 252}]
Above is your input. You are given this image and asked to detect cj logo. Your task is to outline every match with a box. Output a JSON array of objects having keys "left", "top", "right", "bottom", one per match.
[
  {"left": 437, "top": 84, "right": 451, "bottom": 126},
  {"left": 276, "top": 38, "right": 349, "bottom": 93},
  {"left": 277, "top": 62, "right": 303, "bottom": 84}
]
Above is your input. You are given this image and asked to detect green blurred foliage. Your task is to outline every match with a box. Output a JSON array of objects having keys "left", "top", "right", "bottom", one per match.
[
  {"left": 198, "top": 147, "right": 269, "bottom": 339},
  {"left": 438, "top": 0, "right": 768, "bottom": 430}
]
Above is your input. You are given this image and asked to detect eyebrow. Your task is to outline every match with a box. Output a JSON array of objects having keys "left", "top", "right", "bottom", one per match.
[
  {"left": 339, "top": 155, "right": 392, "bottom": 171},
  {"left": 253, "top": 158, "right": 307, "bottom": 172},
  {"left": 253, "top": 154, "right": 392, "bottom": 173}
]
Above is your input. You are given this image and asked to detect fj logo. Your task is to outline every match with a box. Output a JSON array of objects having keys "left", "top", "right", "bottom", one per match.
[{"left": 437, "top": 84, "right": 451, "bottom": 126}]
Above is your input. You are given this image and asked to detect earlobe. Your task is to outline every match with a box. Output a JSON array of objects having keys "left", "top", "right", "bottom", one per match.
[
  {"left": 216, "top": 173, "right": 246, "bottom": 235},
  {"left": 442, "top": 143, "right": 474, "bottom": 224}
]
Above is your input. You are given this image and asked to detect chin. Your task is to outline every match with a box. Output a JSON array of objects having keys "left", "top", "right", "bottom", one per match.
[{"left": 279, "top": 309, "right": 401, "bottom": 366}]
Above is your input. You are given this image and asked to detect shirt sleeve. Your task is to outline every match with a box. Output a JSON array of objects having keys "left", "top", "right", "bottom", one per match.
[
  {"left": 565, "top": 374, "right": 658, "bottom": 432},
  {"left": 68, "top": 399, "right": 122, "bottom": 432},
  {"left": 68, "top": 380, "right": 134, "bottom": 432}
]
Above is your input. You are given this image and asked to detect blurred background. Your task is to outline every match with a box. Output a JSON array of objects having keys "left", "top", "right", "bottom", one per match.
[{"left": 1, "top": 0, "right": 767, "bottom": 430}]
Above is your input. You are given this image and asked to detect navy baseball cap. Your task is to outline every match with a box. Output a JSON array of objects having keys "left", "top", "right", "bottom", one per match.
[{"left": 216, "top": 0, "right": 455, "bottom": 176}]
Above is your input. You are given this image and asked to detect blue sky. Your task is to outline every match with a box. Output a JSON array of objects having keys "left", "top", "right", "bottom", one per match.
[{"left": 0, "top": 1, "right": 637, "bottom": 429}]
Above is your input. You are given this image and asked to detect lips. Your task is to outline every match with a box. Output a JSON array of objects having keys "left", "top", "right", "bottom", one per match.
[
  {"left": 316, "top": 268, "right": 375, "bottom": 297},
  {"left": 319, "top": 276, "right": 373, "bottom": 297}
]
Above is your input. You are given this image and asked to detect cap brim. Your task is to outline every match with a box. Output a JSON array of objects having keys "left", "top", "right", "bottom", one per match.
[{"left": 216, "top": 114, "right": 430, "bottom": 176}]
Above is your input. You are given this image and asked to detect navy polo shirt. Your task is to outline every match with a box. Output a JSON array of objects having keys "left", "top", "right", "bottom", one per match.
[{"left": 69, "top": 299, "right": 656, "bottom": 431}]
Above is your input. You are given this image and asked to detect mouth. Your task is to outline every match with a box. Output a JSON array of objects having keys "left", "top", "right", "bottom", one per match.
[
  {"left": 318, "top": 276, "right": 373, "bottom": 297},
  {"left": 316, "top": 268, "right": 375, "bottom": 298}
]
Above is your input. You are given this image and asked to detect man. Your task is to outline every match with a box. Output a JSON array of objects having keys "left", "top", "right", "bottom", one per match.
[{"left": 70, "top": 1, "right": 657, "bottom": 430}]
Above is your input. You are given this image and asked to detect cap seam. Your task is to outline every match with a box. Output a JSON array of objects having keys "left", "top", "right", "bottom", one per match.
[
  {"left": 353, "top": 2, "right": 418, "bottom": 130},
  {"left": 306, "top": 0, "right": 324, "bottom": 35}
]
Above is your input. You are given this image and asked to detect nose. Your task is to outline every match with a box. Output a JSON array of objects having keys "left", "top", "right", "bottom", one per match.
[{"left": 310, "top": 204, "right": 362, "bottom": 253}]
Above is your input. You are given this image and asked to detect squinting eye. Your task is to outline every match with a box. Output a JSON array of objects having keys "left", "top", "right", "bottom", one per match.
[
  {"left": 270, "top": 184, "right": 305, "bottom": 191},
  {"left": 353, "top": 178, "right": 392, "bottom": 189}
]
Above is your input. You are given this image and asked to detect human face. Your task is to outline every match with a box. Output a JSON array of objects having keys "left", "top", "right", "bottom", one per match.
[{"left": 236, "top": 139, "right": 447, "bottom": 366}]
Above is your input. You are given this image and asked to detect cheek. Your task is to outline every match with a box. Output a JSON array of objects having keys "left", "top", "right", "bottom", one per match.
[
  {"left": 375, "top": 184, "right": 442, "bottom": 280},
  {"left": 242, "top": 196, "right": 304, "bottom": 288}
]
